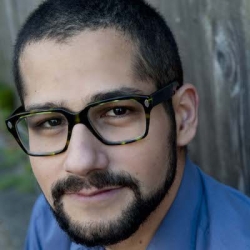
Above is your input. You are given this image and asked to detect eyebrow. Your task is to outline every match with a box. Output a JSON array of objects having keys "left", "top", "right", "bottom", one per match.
[
  {"left": 25, "top": 101, "right": 70, "bottom": 112},
  {"left": 89, "top": 87, "right": 144, "bottom": 103},
  {"left": 25, "top": 87, "right": 145, "bottom": 112}
]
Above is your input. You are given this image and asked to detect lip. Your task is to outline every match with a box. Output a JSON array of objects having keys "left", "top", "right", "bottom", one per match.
[{"left": 66, "top": 187, "right": 123, "bottom": 202}]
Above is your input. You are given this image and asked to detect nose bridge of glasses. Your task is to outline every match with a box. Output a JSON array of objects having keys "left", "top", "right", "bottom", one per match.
[
  {"left": 73, "top": 107, "right": 91, "bottom": 128},
  {"left": 66, "top": 107, "right": 102, "bottom": 147},
  {"left": 66, "top": 109, "right": 93, "bottom": 144},
  {"left": 65, "top": 108, "right": 90, "bottom": 131}
]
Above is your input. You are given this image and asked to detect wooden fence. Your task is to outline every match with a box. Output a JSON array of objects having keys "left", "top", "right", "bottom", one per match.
[
  {"left": 147, "top": 0, "right": 250, "bottom": 195},
  {"left": 0, "top": 0, "right": 249, "bottom": 195},
  {"left": 0, "top": 0, "right": 42, "bottom": 85}
]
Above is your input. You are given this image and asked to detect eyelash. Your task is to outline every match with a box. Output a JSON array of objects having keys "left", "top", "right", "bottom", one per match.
[{"left": 103, "top": 107, "right": 131, "bottom": 117}]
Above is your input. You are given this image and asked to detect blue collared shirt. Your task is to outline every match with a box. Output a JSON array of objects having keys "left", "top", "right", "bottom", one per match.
[{"left": 25, "top": 158, "right": 250, "bottom": 249}]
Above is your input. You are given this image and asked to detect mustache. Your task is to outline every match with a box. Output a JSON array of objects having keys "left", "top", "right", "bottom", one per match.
[{"left": 51, "top": 171, "right": 140, "bottom": 204}]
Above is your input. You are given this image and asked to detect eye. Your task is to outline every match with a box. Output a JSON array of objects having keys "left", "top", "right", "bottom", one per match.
[
  {"left": 105, "top": 107, "right": 130, "bottom": 117},
  {"left": 28, "top": 116, "right": 66, "bottom": 130},
  {"left": 43, "top": 118, "right": 62, "bottom": 128}
]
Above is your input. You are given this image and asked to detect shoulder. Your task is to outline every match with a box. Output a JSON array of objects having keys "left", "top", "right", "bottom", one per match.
[
  {"left": 25, "top": 194, "right": 72, "bottom": 250},
  {"left": 31, "top": 193, "right": 50, "bottom": 218},
  {"left": 198, "top": 168, "right": 250, "bottom": 249},
  {"left": 25, "top": 194, "right": 100, "bottom": 250},
  {"left": 200, "top": 169, "right": 250, "bottom": 215},
  {"left": 30, "top": 194, "right": 60, "bottom": 230},
  {"left": 25, "top": 194, "right": 105, "bottom": 250}
]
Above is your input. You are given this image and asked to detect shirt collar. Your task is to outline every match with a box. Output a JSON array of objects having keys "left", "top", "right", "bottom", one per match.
[
  {"left": 70, "top": 243, "right": 104, "bottom": 250},
  {"left": 146, "top": 157, "right": 203, "bottom": 250}
]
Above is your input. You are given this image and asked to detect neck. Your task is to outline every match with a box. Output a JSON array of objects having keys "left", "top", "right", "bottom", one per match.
[{"left": 105, "top": 153, "right": 186, "bottom": 250}]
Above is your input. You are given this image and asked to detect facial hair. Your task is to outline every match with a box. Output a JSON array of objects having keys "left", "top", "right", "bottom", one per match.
[{"left": 48, "top": 126, "right": 177, "bottom": 247}]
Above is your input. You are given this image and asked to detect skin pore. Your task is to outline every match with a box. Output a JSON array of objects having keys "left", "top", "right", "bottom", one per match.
[{"left": 20, "top": 29, "right": 198, "bottom": 250}]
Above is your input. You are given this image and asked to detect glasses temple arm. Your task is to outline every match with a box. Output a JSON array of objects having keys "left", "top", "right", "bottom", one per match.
[{"left": 151, "top": 81, "right": 179, "bottom": 107}]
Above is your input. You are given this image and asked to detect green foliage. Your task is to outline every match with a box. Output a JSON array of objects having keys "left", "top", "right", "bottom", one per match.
[
  {"left": 0, "top": 143, "right": 37, "bottom": 194},
  {"left": 0, "top": 83, "right": 15, "bottom": 110},
  {"left": 0, "top": 82, "right": 37, "bottom": 193},
  {"left": 0, "top": 170, "right": 36, "bottom": 193},
  {"left": 0, "top": 83, "right": 15, "bottom": 131},
  {"left": 0, "top": 148, "right": 23, "bottom": 169}
]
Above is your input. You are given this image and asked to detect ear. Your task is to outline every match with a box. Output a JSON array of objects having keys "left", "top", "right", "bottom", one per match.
[{"left": 172, "top": 83, "right": 199, "bottom": 146}]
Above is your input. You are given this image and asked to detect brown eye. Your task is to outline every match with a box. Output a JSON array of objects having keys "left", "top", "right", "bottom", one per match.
[
  {"left": 46, "top": 119, "right": 62, "bottom": 127},
  {"left": 104, "top": 107, "right": 130, "bottom": 117},
  {"left": 111, "top": 107, "right": 128, "bottom": 116}
]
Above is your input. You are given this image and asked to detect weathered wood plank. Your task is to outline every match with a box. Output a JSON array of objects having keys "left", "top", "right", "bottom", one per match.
[
  {"left": 239, "top": 0, "right": 250, "bottom": 193},
  {"left": 148, "top": 0, "right": 250, "bottom": 194},
  {"left": 0, "top": 0, "right": 41, "bottom": 85}
]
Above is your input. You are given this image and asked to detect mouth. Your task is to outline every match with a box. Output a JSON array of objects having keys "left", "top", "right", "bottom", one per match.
[{"left": 66, "top": 187, "right": 123, "bottom": 202}]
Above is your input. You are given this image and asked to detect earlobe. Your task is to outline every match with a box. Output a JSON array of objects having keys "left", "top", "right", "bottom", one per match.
[{"left": 172, "top": 83, "right": 199, "bottom": 146}]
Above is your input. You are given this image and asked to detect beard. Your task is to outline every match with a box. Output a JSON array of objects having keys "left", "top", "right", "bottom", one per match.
[{"left": 48, "top": 125, "right": 177, "bottom": 247}]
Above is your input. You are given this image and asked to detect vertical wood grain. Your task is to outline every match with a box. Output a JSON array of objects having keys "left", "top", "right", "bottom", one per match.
[
  {"left": 0, "top": 0, "right": 41, "bottom": 86},
  {"left": 148, "top": 0, "right": 250, "bottom": 194}
]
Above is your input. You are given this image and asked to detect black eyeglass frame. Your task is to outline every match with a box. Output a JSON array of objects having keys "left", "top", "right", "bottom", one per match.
[{"left": 5, "top": 81, "right": 179, "bottom": 156}]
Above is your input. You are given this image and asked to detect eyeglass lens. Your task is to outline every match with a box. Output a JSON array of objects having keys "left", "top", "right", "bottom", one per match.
[{"left": 15, "top": 99, "right": 147, "bottom": 154}]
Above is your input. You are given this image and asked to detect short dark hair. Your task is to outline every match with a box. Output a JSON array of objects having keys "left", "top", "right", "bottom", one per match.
[{"left": 14, "top": 0, "right": 183, "bottom": 107}]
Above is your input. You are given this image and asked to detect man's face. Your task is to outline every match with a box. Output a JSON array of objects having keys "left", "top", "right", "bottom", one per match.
[{"left": 20, "top": 29, "right": 177, "bottom": 246}]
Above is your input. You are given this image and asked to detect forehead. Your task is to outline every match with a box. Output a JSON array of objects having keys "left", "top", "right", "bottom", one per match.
[{"left": 20, "top": 29, "right": 154, "bottom": 111}]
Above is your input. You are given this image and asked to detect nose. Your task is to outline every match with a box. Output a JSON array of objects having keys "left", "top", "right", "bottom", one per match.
[{"left": 63, "top": 124, "right": 109, "bottom": 176}]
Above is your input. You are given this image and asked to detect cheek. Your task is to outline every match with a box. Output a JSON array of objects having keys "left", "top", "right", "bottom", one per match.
[
  {"left": 29, "top": 157, "right": 61, "bottom": 206},
  {"left": 138, "top": 145, "right": 169, "bottom": 190},
  {"left": 109, "top": 107, "right": 173, "bottom": 194},
  {"left": 109, "top": 138, "right": 170, "bottom": 194}
]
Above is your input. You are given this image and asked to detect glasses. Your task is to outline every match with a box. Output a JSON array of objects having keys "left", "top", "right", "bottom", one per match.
[{"left": 6, "top": 82, "right": 179, "bottom": 156}]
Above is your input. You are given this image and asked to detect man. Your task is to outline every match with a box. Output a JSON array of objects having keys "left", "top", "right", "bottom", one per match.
[{"left": 5, "top": 0, "right": 250, "bottom": 249}]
